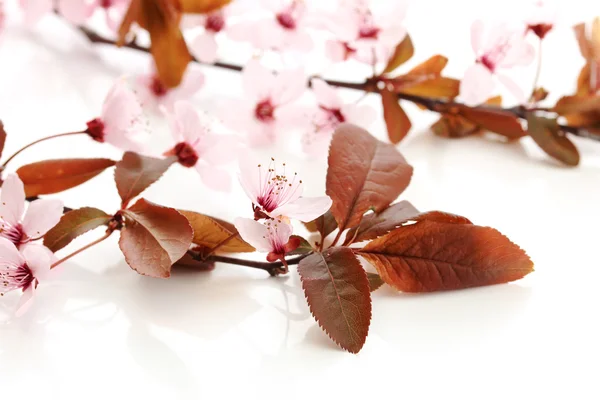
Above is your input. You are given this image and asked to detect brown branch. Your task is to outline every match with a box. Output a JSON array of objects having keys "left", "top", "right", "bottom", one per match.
[{"left": 76, "top": 25, "right": 600, "bottom": 142}]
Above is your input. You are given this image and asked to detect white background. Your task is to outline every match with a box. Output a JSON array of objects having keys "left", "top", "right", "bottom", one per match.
[{"left": 1, "top": 1, "right": 600, "bottom": 399}]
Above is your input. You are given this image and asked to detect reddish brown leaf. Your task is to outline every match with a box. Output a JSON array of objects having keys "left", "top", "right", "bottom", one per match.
[
  {"left": 286, "top": 235, "right": 313, "bottom": 256},
  {"left": 406, "top": 55, "right": 448, "bottom": 77},
  {"left": 383, "top": 34, "right": 414, "bottom": 74},
  {"left": 367, "top": 272, "right": 385, "bottom": 292},
  {"left": 44, "top": 207, "right": 112, "bottom": 252},
  {"left": 304, "top": 210, "right": 337, "bottom": 237},
  {"left": 178, "top": 210, "right": 254, "bottom": 253},
  {"left": 115, "top": 152, "right": 176, "bottom": 208},
  {"left": 0, "top": 120, "right": 6, "bottom": 160},
  {"left": 17, "top": 158, "right": 116, "bottom": 197},
  {"left": 359, "top": 220, "right": 533, "bottom": 292},
  {"left": 173, "top": 252, "right": 215, "bottom": 271},
  {"left": 344, "top": 200, "right": 420, "bottom": 245},
  {"left": 554, "top": 95, "right": 600, "bottom": 115},
  {"left": 526, "top": 113, "right": 580, "bottom": 166},
  {"left": 179, "top": 0, "right": 232, "bottom": 13},
  {"left": 120, "top": 198, "right": 193, "bottom": 278},
  {"left": 431, "top": 96, "right": 505, "bottom": 138},
  {"left": 413, "top": 211, "right": 473, "bottom": 225},
  {"left": 531, "top": 87, "right": 549, "bottom": 103},
  {"left": 298, "top": 247, "right": 371, "bottom": 353},
  {"left": 459, "top": 107, "right": 526, "bottom": 140},
  {"left": 381, "top": 89, "right": 412, "bottom": 144},
  {"left": 326, "top": 124, "right": 413, "bottom": 233},
  {"left": 399, "top": 77, "right": 460, "bottom": 99}
]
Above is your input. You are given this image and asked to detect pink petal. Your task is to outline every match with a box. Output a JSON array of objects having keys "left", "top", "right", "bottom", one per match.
[
  {"left": 20, "top": 0, "right": 53, "bottom": 26},
  {"left": 273, "top": 220, "right": 292, "bottom": 249},
  {"left": 21, "top": 242, "right": 58, "bottom": 265},
  {"left": 191, "top": 32, "right": 219, "bottom": 64},
  {"left": 496, "top": 73, "right": 526, "bottom": 103},
  {"left": 196, "top": 164, "right": 231, "bottom": 192},
  {"left": 15, "top": 285, "right": 36, "bottom": 317},
  {"left": 459, "top": 63, "right": 495, "bottom": 106},
  {"left": 499, "top": 37, "right": 535, "bottom": 68},
  {"left": 22, "top": 199, "right": 63, "bottom": 239},
  {"left": 342, "top": 104, "right": 376, "bottom": 127},
  {"left": 102, "top": 80, "right": 144, "bottom": 144},
  {"left": 283, "top": 30, "right": 313, "bottom": 52},
  {"left": 371, "top": 1, "right": 408, "bottom": 29},
  {"left": 237, "top": 154, "right": 262, "bottom": 202},
  {"left": 0, "top": 237, "right": 25, "bottom": 266},
  {"left": 201, "top": 135, "right": 238, "bottom": 166},
  {"left": 171, "top": 101, "right": 202, "bottom": 144},
  {"left": 58, "top": 0, "right": 94, "bottom": 24},
  {"left": 273, "top": 104, "right": 312, "bottom": 132},
  {"left": 271, "top": 196, "right": 332, "bottom": 222},
  {"left": 311, "top": 78, "right": 341, "bottom": 109},
  {"left": 271, "top": 68, "right": 306, "bottom": 105},
  {"left": 234, "top": 217, "right": 272, "bottom": 252},
  {"left": 243, "top": 59, "right": 276, "bottom": 100},
  {"left": 21, "top": 244, "right": 51, "bottom": 280},
  {"left": 104, "top": 3, "right": 129, "bottom": 32},
  {"left": 173, "top": 66, "right": 205, "bottom": 99},
  {"left": 325, "top": 40, "right": 349, "bottom": 62},
  {"left": 378, "top": 26, "right": 407, "bottom": 48},
  {"left": 471, "top": 20, "right": 485, "bottom": 54},
  {"left": 247, "top": 120, "right": 277, "bottom": 147},
  {"left": 0, "top": 174, "right": 26, "bottom": 226}
]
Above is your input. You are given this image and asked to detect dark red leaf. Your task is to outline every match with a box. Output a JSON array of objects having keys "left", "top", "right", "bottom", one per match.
[
  {"left": 178, "top": 209, "right": 254, "bottom": 252},
  {"left": 413, "top": 211, "right": 472, "bottom": 225},
  {"left": 286, "top": 235, "right": 313, "bottom": 256},
  {"left": 304, "top": 210, "right": 338, "bottom": 241},
  {"left": 120, "top": 198, "right": 193, "bottom": 278},
  {"left": 459, "top": 107, "right": 527, "bottom": 140},
  {"left": 115, "top": 152, "right": 176, "bottom": 208},
  {"left": 326, "top": 124, "right": 413, "bottom": 233},
  {"left": 298, "top": 247, "right": 371, "bottom": 353},
  {"left": 17, "top": 158, "right": 116, "bottom": 197},
  {"left": 381, "top": 89, "right": 412, "bottom": 144},
  {"left": 359, "top": 220, "right": 533, "bottom": 292},
  {"left": 367, "top": 272, "right": 385, "bottom": 292},
  {"left": 526, "top": 113, "right": 580, "bottom": 166},
  {"left": 44, "top": 207, "right": 112, "bottom": 252}
]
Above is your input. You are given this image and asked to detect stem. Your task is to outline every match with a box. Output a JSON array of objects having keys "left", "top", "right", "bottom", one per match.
[
  {"left": 74, "top": 26, "right": 600, "bottom": 141},
  {"left": 2, "top": 131, "right": 85, "bottom": 169},
  {"left": 189, "top": 250, "right": 309, "bottom": 276},
  {"left": 529, "top": 40, "right": 543, "bottom": 103},
  {"left": 50, "top": 230, "right": 112, "bottom": 269}
]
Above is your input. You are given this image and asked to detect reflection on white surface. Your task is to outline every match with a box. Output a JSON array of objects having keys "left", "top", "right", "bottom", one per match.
[{"left": 1, "top": 0, "right": 600, "bottom": 398}]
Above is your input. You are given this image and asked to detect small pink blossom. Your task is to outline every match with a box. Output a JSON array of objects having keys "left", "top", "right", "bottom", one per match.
[
  {"left": 163, "top": 101, "right": 236, "bottom": 192},
  {"left": 136, "top": 63, "right": 205, "bottom": 112},
  {"left": 0, "top": 237, "right": 51, "bottom": 316},
  {"left": 85, "top": 79, "right": 146, "bottom": 152},
  {"left": 325, "top": 0, "right": 408, "bottom": 65},
  {"left": 20, "top": 0, "right": 88, "bottom": 25},
  {"left": 228, "top": 0, "right": 312, "bottom": 52},
  {"left": 234, "top": 217, "right": 299, "bottom": 262},
  {"left": 238, "top": 156, "right": 332, "bottom": 222},
  {"left": 304, "top": 78, "right": 375, "bottom": 156},
  {"left": 0, "top": 174, "right": 63, "bottom": 247},
  {"left": 220, "top": 60, "right": 306, "bottom": 146},
  {"left": 0, "top": 1, "right": 5, "bottom": 36},
  {"left": 525, "top": 0, "right": 557, "bottom": 39},
  {"left": 460, "top": 20, "right": 535, "bottom": 106}
]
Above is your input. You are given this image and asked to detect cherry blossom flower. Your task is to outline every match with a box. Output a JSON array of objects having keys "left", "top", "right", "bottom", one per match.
[
  {"left": 20, "top": 0, "right": 90, "bottom": 26},
  {"left": 163, "top": 101, "right": 236, "bottom": 192},
  {"left": 525, "top": 0, "right": 557, "bottom": 40},
  {"left": 228, "top": 0, "right": 312, "bottom": 52},
  {"left": 304, "top": 78, "right": 375, "bottom": 156},
  {"left": 325, "top": 0, "right": 408, "bottom": 65},
  {"left": 220, "top": 60, "right": 306, "bottom": 146},
  {"left": 234, "top": 217, "right": 299, "bottom": 263},
  {"left": 0, "top": 1, "right": 5, "bottom": 36},
  {"left": 238, "top": 156, "right": 332, "bottom": 222},
  {"left": 0, "top": 174, "right": 63, "bottom": 248},
  {"left": 0, "top": 237, "right": 51, "bottom": 316},
  {"left": 85, "top": 79, "right": 146, "bottom": 152},
  {"left": 136, "top": 63, "right": 205, "bottom": 112},
  {"left": 460, "top": 20, "right": 535, "bottom": 106}
]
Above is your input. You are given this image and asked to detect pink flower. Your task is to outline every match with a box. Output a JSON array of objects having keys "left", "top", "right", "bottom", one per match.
[
  {"left": 136, "top": 63, "right": 205, "bottom": 112},
  {"left": 234, "top": 217, "right": 299, "bottom": 262},
  {"left": 460, "top": 20, "right": 535, "bottom": 106},
  {"left": 238, "top": 156, "right": 332, "bottom": 222},
  {"left": 85, "top": 79, "right": 146, "bottom": 152},
  {"left": 220, "top": 60, "right": 306, "bottom": 146},
  {"left": 0, "top": 174, "right": 63, "bottom": 247},
  {"left": 525, "top": 0, "right": 557, "bottom": 39},
  {"left": 20, "top": 0, "right": 90, "bottom": 25},
  {"left": 304, "top": 78, "right": 376, "bottom": 156},
  {"left": 325, "top": 0, "right": 408, "bottom": 65},
  {"left": 228, "top": 0, "right": 312, "bottom": 52},
  {"left": 0, "top": 237, "right": 51, "bottom": 316},
  {"left": 163, "top": 101, "right": 236, "bottom": 192}
]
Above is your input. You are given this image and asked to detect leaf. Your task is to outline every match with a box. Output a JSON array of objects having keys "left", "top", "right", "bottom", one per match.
[
  {"left": 43, "top": 207, "right": 112, "bottom": 252},
  {"left": 459, "top": 107, "right": 526, "bottom": 140},
  {"left": 304, "top": 210, "right": 337, "bottom": 237},
  {"left": 172, "top": 252, "right": 215, "bottom": 271},
  {"left": 367, "top": 272, "right": 385, "bottom": 292},
  {"left": 344, "top": 200, "right": 420, "bottom": 245},
  {"left": 406, "top": 55, "right": 448, "bottom": 76},
  {"left": 17, "top": 158, "right": 116, "bottom": 197},
  {"left": 381, "top": 89, "right": 412, "bottom": 144},
  {"left": 359, "top": 220, "right": 533, "bottom": 292},
  {"left": 178, "top": 210, "right": 254, "bottom": 253},
  {"left": 298, "top": 247, "right": 371, "bottom": 353},
  {"left": 526, "top": 113, "right": 580, "bottom": 166},
  {"left": 399, "top": 77, "right": 460, "bottom": 99},
  {"left": 115, "top": 152, "right": 176, "bottom": 208},
  {"left": 383, "top": 34, "right": 414, "bottom": 74},
  {"left": 179, "top": 0, "right": 232, "bottom": 13},
  {"left": 120, "top": 199, "right": 193, "bottom": 278},
  {"left": 413, "top": 210, "right": 472, "bottom": 225},
  {"left": 326, "top": 124, "right": 413, "bottom": 233},
  {"left": 531, "top": 87, "right": 549, "bottom": 103},
  {"left": 554, "top": 95, "right": 600, "bottom": 115},
  {"left": 431, "top": 97, "right": 505, "bottom": 138},
  {"left": 0, "top": 120, "right": 6, "bottom": 160}
]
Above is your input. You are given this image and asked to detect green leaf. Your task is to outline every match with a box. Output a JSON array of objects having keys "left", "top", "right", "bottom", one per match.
[{"left": 44, "top": 207, "right": 112, "bottom": 252}]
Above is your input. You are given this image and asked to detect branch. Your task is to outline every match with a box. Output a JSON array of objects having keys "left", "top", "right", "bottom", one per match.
[{"left": 75, "top": 26, "right": 600, "bottom": 142}]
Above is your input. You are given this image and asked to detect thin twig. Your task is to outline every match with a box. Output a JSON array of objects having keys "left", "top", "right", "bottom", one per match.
[
  {"left": 50, "top": 230, "right": 113, "bottom": 269},
  {"left": 1, "top": 131, "right": 85, "bottom": 169},
  {"left": 188, "top": 249, "right": 310, "bottom": 276}
]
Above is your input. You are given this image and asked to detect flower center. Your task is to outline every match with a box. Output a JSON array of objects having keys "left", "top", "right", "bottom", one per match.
[
  {"left": 171, "top": 142, "right": 199, "bottom": 168},
  {"left": 100, "top": 0, "right": 112, "bottom": 8},
  {"left": 528, "top": 23, "right": 553, "bottom": 39},
  {"left": 359, "top": 25, "right": 379, "bottom": 39},
  {"left": 150, "top": 76, "right": 169, "bottom": 97},
  {"left": 276, "top": 12, "right": 296, "bottom": 30},
  {"left": 1, "top": 262, "right": 34, "bottom": 296},
  {"left": 320, "top": 106, "right": 345, "bottom": 124},
  {"left": 255, "top": 100, "right": 275, "bottom": 122},
  {"left": 255, "top": 158, "right": 302, "bottom": 213},
  {"left": 0, "top": 222, "right": 25, "bottom": 245},
  {"left": 206, "top": 13, "right": 225, "bottom": 32},
  {"left": 478, "top": 55, "right": 496, "bottom": 72},
  {"left": 85, "top": 118, "right": 105, "bottom": 142}
]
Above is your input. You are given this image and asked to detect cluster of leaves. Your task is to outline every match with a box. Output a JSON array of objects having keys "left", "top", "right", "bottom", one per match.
[{"left": 2, "top": 122, "right": 533, "bottom": 353}]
